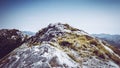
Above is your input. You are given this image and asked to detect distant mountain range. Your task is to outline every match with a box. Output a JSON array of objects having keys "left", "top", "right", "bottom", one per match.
[
  {"left": 22, "top": 31, "right": 35, "bottom": 36},
  {"left": 92, "top": 34, "right": 120, "bottom": 48}
]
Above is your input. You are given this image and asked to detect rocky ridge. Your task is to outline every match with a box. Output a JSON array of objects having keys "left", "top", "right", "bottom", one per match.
[
  {"left": 0, "top": 23, "right": 120, "bottom": 68},
  {"left": 0, "top": 29, "right": 28, "bottom": 59}
]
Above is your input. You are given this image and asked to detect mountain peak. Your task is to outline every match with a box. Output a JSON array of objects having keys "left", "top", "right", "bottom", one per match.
[
  {"left": 47, "top": 23, "right": 84, "bottom": 32},
  {"left": 29, "top": 23, "right": 88, "bottom": 44},
  {"left": 0, "top": 23, "right": 120, "bottom": 68},
  {"left": 48, "top": 23, "right": 66, "bottom": 30}
]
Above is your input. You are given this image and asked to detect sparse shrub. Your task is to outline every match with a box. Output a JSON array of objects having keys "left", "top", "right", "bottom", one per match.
[
  {"left": 106, "top": 52, "right": 120, "bottom": 65},
  {"left": 84, "top": 35, "right": 93, "bottom": 40},
  {"left": 64, "top": 24, "right": 79, "bottom": 31},
  {"left": 89, "top": 39, "right": 98, "bottom": 46},
  {"left": 83, "top": 44, "right": 87, "bottom": 48},
  {"left": 93, "top": 50, "right": 106, "bottom": 59},
  {"left": 67, "top": 53, "right": 78, "bottom": 62},
  {"left": 102, "top": 41, "right": 107, "bottom": 45},
  {"left": 59, "top": 41, "right": 72, "bottom": 47},
  {"left": 108, "top": 45, "right": 120, "bottom": 56},
  {"left": 99, "top": 53, "right": 106, "bottom": 59}
]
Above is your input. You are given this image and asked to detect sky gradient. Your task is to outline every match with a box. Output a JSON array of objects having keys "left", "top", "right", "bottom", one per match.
[{"left": 0, "top": 0, "right": 120, "bottom": 34}]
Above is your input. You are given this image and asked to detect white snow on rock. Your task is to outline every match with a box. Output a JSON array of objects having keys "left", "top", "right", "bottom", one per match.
[
  {"left": 82, "top": 56, "right": 119, "bottom": 68},
  {"left": 0, "top": 43, "right": 80, "bottom": 68},
  {"left": 0, "top": 23, "right": 120, "bottom": 68},
  {"left": 48, "top": 23, "right": 88, "bottom": 36},
  {"left": 99, "top": 40, "right": 114, "bottom": 54},
  {"left": 102, "top": 45, "right": 120, "bottom": 59},
  {"left": 103, "top": 45, "right": 114, "bottom": 54}
]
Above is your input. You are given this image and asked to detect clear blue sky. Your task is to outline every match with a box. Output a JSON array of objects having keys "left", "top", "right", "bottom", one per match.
[{"left": 0, "top": 0, "right": 120, "bottom": 34}]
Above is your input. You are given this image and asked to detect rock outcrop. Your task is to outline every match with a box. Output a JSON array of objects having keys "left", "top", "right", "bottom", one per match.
[{"left": 0, "top": 29, "right": 27, "bottom": 59}]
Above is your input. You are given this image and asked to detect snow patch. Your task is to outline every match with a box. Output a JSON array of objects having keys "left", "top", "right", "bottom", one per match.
[{"left": 103, "top": 45, "right": 114, "bottom": 53}]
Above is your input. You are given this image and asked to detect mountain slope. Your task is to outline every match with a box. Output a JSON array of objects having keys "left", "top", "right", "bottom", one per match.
[
  {"left": 0, "top": 23, "right": 120, "bottom": 68},
  {"left": 0, "top": 29, "right": 28, "bottom": 59}
]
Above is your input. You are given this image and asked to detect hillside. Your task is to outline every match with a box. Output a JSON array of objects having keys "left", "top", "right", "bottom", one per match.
[
  {"left": 0, "top": 23, "right": 120, "bottom": 68},
  {"left": 0, "top": 29, "right": 28, "bottom": 59}
]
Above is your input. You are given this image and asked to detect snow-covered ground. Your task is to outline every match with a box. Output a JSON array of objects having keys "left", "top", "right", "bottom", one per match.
[{"left": 0, "top": 43, "right": 80, "bottom": 68}]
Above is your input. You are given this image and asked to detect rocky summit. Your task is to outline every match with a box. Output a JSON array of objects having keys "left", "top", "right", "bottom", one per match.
[{"left": 0, "top": 23, "right": 120, "bottom": 68}]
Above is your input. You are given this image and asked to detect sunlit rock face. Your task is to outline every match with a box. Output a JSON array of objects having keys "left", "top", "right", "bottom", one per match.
[{"left": 0, "top": 23, "right": 120, "bottom": 68}]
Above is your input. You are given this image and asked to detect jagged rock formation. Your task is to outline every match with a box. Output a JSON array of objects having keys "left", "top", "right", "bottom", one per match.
[
  {"left": 0, "top": 23, "right": 120, "bottom": 68},
  {"left": 0, "top": 29, "right": 27, "bottom": 59}
]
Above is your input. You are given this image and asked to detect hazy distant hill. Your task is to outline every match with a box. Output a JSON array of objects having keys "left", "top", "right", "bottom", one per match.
[
  {"left": 22, "top": 31, "right": 35, "bottom": 36},
  {"left": 92, "top": 34, "right": 120, "bottom": 48}
]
